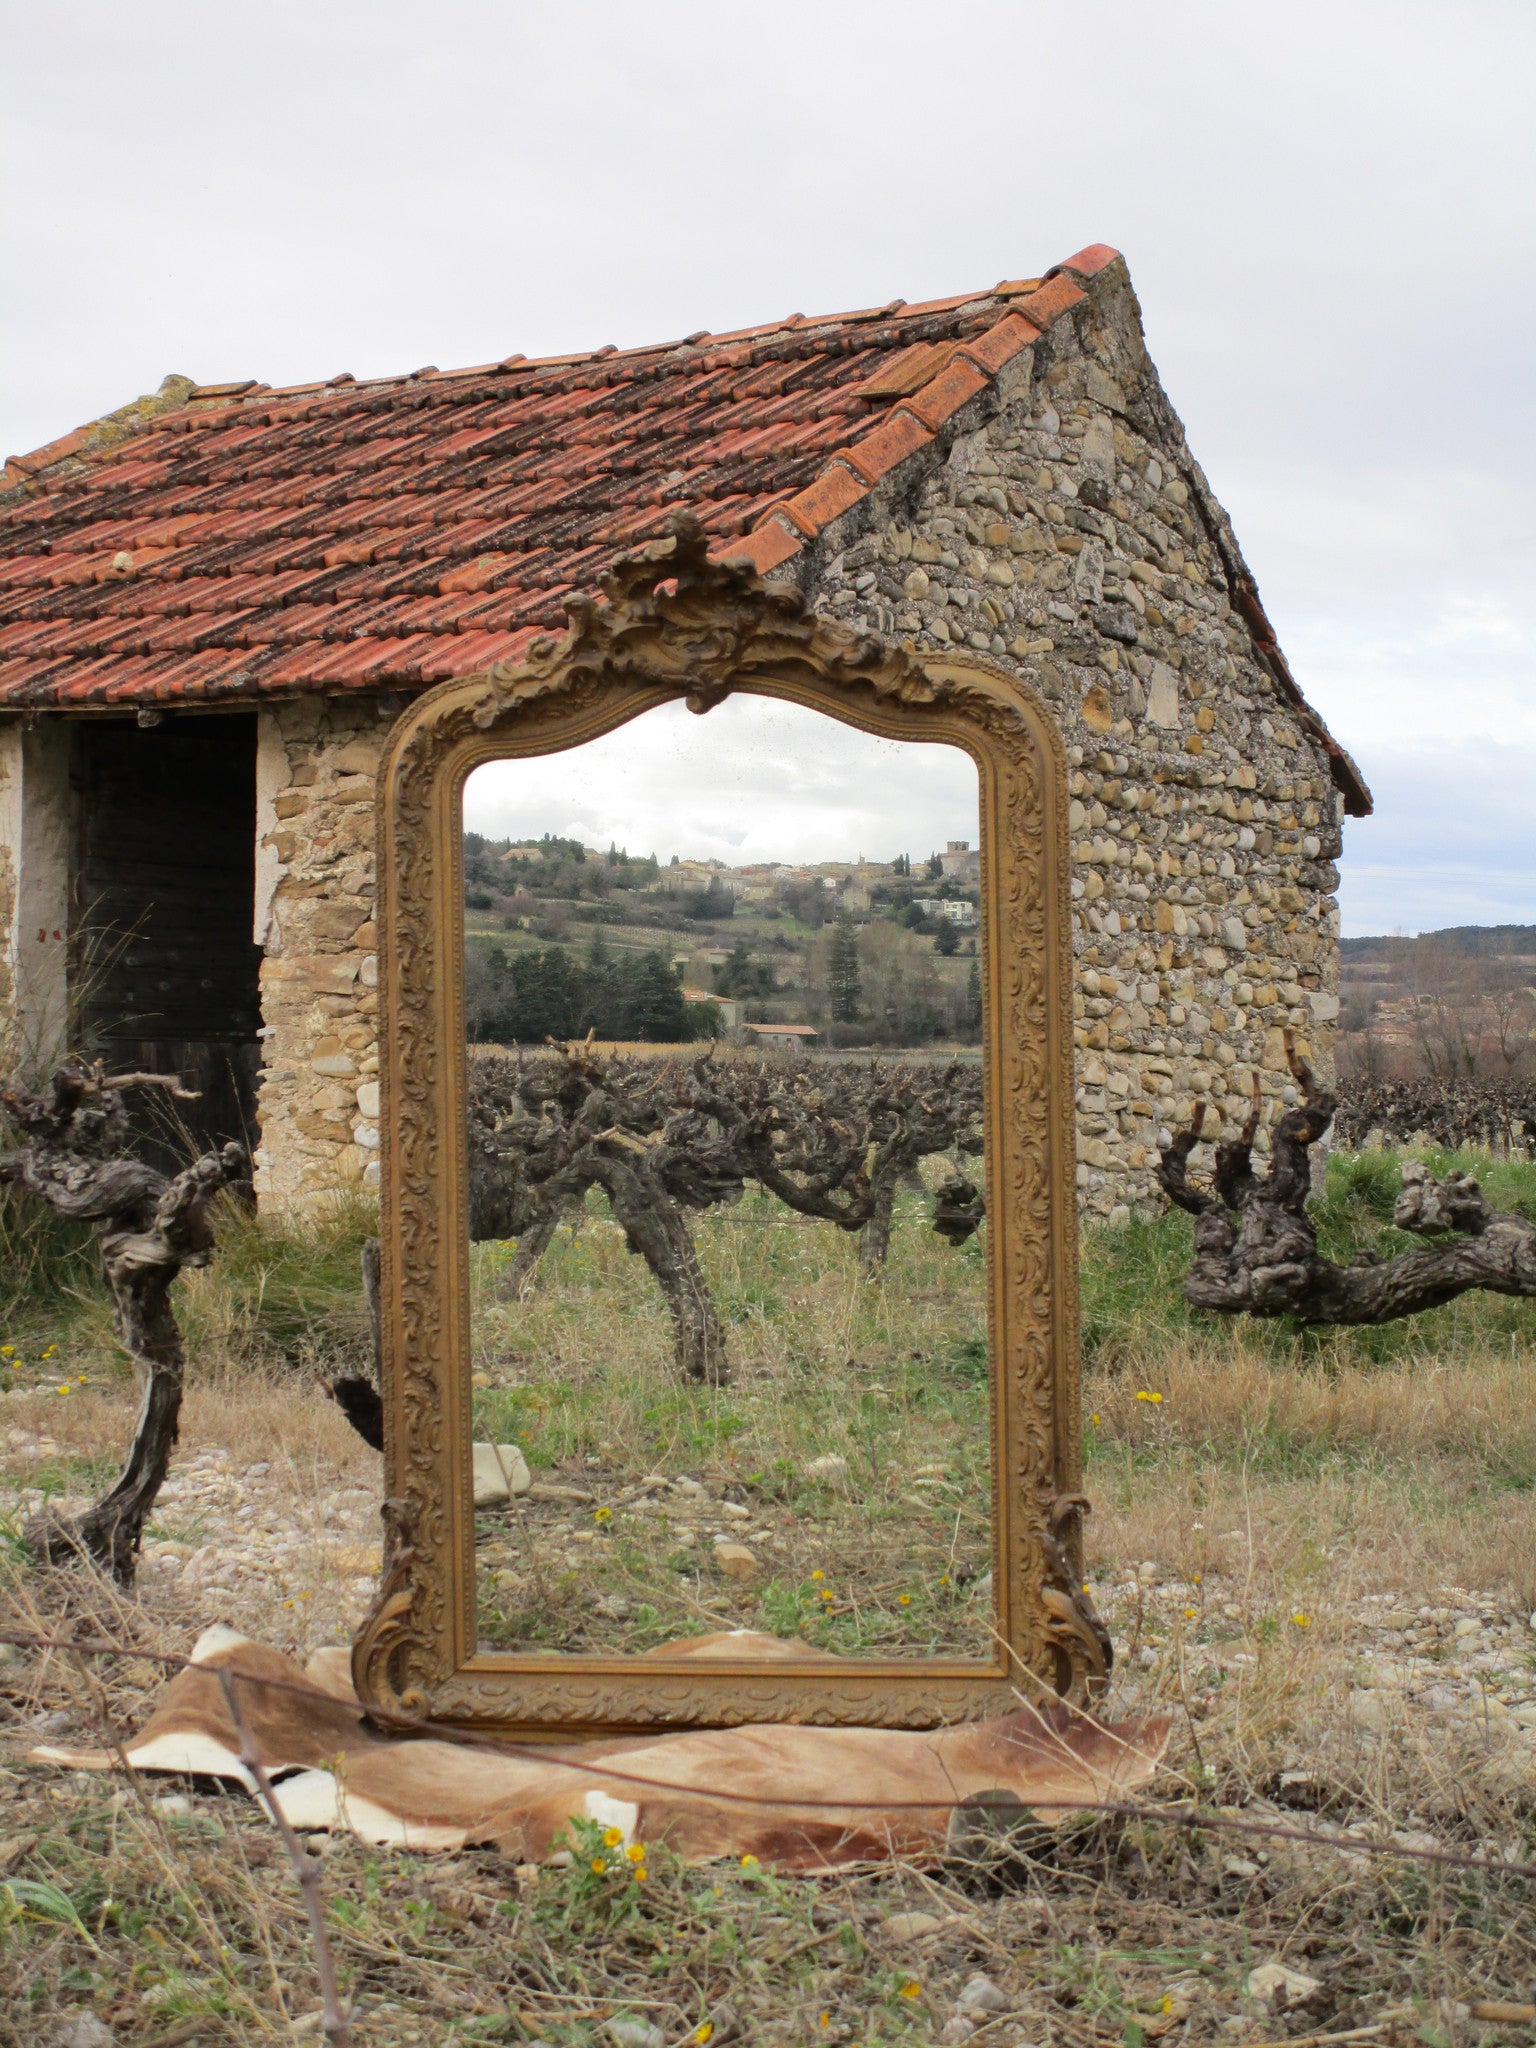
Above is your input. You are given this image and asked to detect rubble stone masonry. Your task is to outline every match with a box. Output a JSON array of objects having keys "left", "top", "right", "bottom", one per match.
[
  {"left": 250, "top": 697, "right": 388, "bottom": 1207},
  {"left": 794, "top": 266, "right": 1343, "bottom": 1220}
]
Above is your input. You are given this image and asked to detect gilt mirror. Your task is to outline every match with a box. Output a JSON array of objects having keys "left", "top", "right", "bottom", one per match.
[{"left": 355, "top": 547, "right": 1085, "bottom": 1737}]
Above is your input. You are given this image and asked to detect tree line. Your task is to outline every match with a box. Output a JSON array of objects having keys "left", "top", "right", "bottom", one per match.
[{"left": 465, "top": 936, "right": 718, "bottom": 1045}]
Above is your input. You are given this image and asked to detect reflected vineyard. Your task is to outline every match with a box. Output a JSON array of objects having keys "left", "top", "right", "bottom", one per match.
[
  {"left": 467, "top": 1047, "right": 993, "bottom": 1658},
  {"left": 468, "top": 1152, "right": 994, "bottom": 1661},
  {"left": 460, "top": 697, "right": 1001, "bottom": 1667}
]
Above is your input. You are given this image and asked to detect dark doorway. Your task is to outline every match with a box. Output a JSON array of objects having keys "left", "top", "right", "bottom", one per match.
[{"left": 70, "top": 716, "right": 262, "bottom": 1169}]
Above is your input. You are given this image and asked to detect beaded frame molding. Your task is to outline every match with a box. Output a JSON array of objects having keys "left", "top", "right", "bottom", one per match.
[{"left": 352, "top": 520, "right": 1103, "bottom": 1738}]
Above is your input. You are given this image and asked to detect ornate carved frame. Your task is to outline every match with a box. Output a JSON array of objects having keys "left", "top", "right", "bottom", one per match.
[{"left": 353, "top": 521, "right": 1093, "bottom": 1737}]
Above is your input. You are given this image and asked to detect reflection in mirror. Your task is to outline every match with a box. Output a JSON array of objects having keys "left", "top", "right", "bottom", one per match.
[{"left": 461, "top": 697, "right": 996, "bottom": 1662}]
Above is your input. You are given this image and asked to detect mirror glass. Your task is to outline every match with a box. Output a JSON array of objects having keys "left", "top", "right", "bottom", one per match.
[{"left": 461, "top": 696, "right": 996, "bottom": 1662}]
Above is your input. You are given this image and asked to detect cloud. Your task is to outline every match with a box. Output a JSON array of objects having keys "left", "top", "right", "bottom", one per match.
[
  {"left": 1339, "top": 738, "right": 1536, "bottom": 934},
  {"left": 464, "top": 697, "right": 980, "bottom": 868}
]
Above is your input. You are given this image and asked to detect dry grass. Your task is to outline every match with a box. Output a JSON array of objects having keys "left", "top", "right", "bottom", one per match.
[
  {"left": 1086, "top": 1338, "right": 1536, "bottom": 1612},
  {"left": 1, "top": 1153, "right": 1535, "bottom": 2043}
]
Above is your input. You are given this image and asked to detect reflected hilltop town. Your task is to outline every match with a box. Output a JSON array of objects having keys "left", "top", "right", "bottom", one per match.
[{"left": 462, "top": 831, "right": 984, "bottom": 1051}]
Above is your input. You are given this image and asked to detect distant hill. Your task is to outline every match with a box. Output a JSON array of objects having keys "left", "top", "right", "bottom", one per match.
[{"left": 1342, "top": 925, "right": 1536, "bottom": 962}]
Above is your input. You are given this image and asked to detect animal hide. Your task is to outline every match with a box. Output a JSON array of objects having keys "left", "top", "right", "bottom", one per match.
[{"left": 34, "top": 1627, "right": 1170, "bottom": 1873}]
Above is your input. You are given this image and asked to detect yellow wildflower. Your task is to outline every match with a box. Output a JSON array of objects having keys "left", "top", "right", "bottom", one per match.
[
  {"left": 740, "top": 1854, "right": 758, "bottom": 1869},
  {"left": 590, "top": 1857, "right": 607, "bottom": 1875},
  {"left": 603, "top": 1826, "right": 624, "bottom": 1848},
  {"left": 810, "top": 1570, "right": 824, "bottom": 1581},
  {"left": 634, "top": 1865, "right": 648, "bottom": 1882},
  {"left": 694, "top": 2026, "right": 713, "bottom": 2043},
  {"left": 898, "top": 1981, "right": 922, "bottom": 2000},
  {"left": 898, "top": 1593, "right": 911, "bottom": 1607},
  {"left": 1184, "top": 1608, "right": 1196, "bottom": 1620},
  {"left": 594, "top": 1506, "right": 612, "bottom": 1523},
  {"left": 1292, "top": 1612, "right": 1311, "bottom": 1627},
  {"left": 56, "top": 1384, "right": 71, "bottom": 1397},
  {"left": 626, "top": 1842, "right": 646, "bottom": 1863},
  {"left": 1135, "top": 1390, "right": 1164, "bottom": 1404}
]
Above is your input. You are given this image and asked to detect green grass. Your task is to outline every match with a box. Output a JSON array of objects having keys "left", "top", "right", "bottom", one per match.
[
  {"left": 177, "top": 1185, "right": 378, "bottom": 1375},
  {"left": 0, "top": 1186, "right": 99, "bottom": 1333},
  {"left": 7, "top": 1145, "right": 1536, "bottom": 2041},
  {"left": 468, "top": 1186, "right": 995, "bottom": 1656}
]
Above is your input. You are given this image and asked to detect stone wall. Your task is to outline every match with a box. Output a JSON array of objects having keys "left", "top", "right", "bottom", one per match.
[
  {"left": 249, "top": 698, "right": 388, "bottom": 1207},
  {"left": 795, "top": 266, "right": 1344, "bottom": 1219}
]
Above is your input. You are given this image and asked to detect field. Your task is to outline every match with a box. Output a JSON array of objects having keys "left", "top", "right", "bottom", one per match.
[
  {"left": 469, "top": 1184, "right": 994, "bottom": 1658},
  {"left": 2, "top": 1152, "right": 1536, "bottom": 2044}
]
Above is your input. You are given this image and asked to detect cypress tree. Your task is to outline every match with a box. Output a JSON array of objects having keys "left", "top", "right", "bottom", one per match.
[{"left": 827, "top": 912, "right": 863, "bottom": 1023}]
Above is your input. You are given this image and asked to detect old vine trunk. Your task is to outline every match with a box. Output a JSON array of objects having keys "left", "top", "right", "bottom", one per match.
[
  {"left": 1157, "top": 1038, "right": 1536, "bottom": 1324},
  {"left": 2, "top": 1063, "right": 247, "bottom": 1580}
]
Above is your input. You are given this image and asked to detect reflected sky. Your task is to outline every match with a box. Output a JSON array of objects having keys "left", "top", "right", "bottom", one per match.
[{"left": 464, "top": 696, "right": 979, "bottom": 867}]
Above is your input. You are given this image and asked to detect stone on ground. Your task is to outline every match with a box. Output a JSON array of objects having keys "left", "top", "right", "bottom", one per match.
[{"left": 472, "top": 1442, "right": 532, "bottom": 1506}]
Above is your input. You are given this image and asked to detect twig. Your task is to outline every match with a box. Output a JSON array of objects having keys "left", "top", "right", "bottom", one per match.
[
  {"left": 142, "top": 2023, "right": 221, "bottom": 2048},
  {"left": 215, "top": 1666, "right": 351, "bottom": 2048},
  {"left": 1241, "top": 2026, "right": 1389, "bottom": 2048},
  {"left": 768, "top": 1923, "right": 852, "bottom": 1966},
  {"left": 100, "top": 1070, "right": 203, "bottom": 1101}
]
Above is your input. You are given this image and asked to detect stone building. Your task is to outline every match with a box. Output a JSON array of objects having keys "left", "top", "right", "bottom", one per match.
[{"left": 0, "top": 243, "right": 1369, "bottom": 1214}]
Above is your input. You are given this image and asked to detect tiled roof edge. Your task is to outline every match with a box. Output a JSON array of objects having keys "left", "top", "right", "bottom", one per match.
[
  {"left": 709, "top": 252, "right": 1104, "bottom": 574},
  {"left": 0, "top": 260, "right": 1115, "bottom": 509},
  {"left": 707, "top": 242, "right": 1372, "bottom": 821},
  {"left": 0, "top": 372, "right": 271, "bottom": 503}
]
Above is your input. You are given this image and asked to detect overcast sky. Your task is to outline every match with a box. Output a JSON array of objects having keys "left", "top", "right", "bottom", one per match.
[
  {"left": 465, "top": 699, "right": 980, "bottom": 867},
  {"left": 4, "top": 1, "right": 1530, "bottom": 935}
]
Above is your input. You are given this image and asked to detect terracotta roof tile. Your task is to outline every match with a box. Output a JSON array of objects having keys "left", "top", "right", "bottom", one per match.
[
  {"left": 0, "top": 244, "right": 1200, "bottom": 723},
  {"left": 1047, "top": 244, "right": 1122, "bottom": 281},
  {"left": 1013, "top": 274, "right": 1088, "bottom": 330}
]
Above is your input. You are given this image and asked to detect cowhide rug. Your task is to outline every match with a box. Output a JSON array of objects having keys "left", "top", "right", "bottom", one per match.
[{"left": 33, "top": 1627, "right": 1170, "bottom": 1873}]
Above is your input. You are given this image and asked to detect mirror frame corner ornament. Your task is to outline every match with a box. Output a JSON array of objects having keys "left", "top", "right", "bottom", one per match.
[{"left": 353, "top": 520, "right": 1104, "bottom": 1737}]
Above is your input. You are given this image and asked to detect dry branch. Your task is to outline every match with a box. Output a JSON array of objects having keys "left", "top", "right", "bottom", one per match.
[
  {"left": 470, "top": 1046, "right": 741, "bottom": 1383},
  {"left": 1, "top": 1060, "right": 247, "bottom": 1578},
  {"left": 329, "top": 1048, "right": 989, "bottom": 1438},
  {"left": 216, "top": 1665, "right": 352, "bottom": 2047},
  {"left": 1157, "top": 1040, "right": 1536, "bottom": 1324}
]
